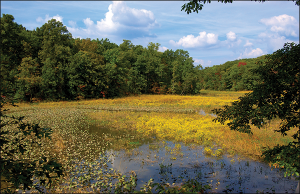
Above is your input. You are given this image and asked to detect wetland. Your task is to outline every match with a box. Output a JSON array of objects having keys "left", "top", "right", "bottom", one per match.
[{"left": 2, "top": 91, "right": 299, "bottom": 193}]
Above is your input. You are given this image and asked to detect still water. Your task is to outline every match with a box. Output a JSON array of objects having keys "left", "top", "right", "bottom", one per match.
[
  {"left": 105, "top": 141, "right": 298, "bottom": 193},
  {"left": 83, "top": 119, "right": 299, "bottom": 193}
]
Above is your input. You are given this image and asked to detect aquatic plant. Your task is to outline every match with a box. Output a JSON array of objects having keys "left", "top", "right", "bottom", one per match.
[{"left": 3, "top": 90, "right": 297, "bottom": 192}]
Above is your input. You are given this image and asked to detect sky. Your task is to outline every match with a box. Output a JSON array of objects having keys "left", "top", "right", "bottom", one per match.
[{"left": 1, "top": 1, "right": 299, "bottom": 67}]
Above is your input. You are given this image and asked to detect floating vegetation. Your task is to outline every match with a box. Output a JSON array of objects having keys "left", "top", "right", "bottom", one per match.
[{"left": 3, "top": 91, "right": 299, "bottom": 193}]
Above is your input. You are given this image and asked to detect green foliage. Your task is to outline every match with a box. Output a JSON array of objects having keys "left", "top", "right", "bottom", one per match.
[
  {"left": 15, "top": 57, "right": 42, "bottom": 102},
  {"left": 181, "top": 0, "right": 299, "bottom": 14},
  {"left": 114, "top": 172, "right": 137, "bottom": 193},
  {"left": 212, "top": 42, "right": 300, "bottom": 179},
  {"left": 92, "top": 38, "right": 119, "bottom": 56},
  {"left": 0, "top": 14, "right": 25, "bottom": 100},
  {"left": 262, "top": 142, "right": 299, "bottom": 178},
  {"left": 161, "top": 49, "right": 198, "bottom": 95},
  {"left": 181, "top": 0, "right": 233, "bottom": 14},
  {"left": 0, "top": 97, "right": 63, "bottom": 192},
  {"left": 68, "top": 51, "right": 105, "bottom": 99},
  {"left": 199, "top": 56, "right": 266, "bottom": 91},
  {"left": 38, "top": 19, "right": 72, "bottom": 100},
  {"left": 1, "top": 13, "right": 270, "bottom": 102},
  {"left": 1, "top": 14, "right": 203, "bottom": 101},
  {"left": 103, "top": 46, "right": 129, "bottom": 98}
]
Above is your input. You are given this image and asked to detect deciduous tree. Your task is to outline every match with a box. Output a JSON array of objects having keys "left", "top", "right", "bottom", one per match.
[
  {"left": 14, "top": 57, "right": 42, "bottom": 102},
  {"left": 38, "top": 19, "right": 72, "bottom": 100},
  {"left": 0, "top": 14, "right": 24, "bottom": 100},
  {"left": 181, "top": 0, "right": 299, "bottom": 14},
  {"left": 212, "top": 42, "right": 300, "bottom": 179},
  {"left": 67, "top": 51, "right": 105, "bottom": 99}
]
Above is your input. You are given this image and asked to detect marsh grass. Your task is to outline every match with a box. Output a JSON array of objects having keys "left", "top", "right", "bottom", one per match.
[
  {"left": 4, "top": 90, "right": 250, "bottom": 113},
  {"left": 2, "top": 90, "right": 297, "bottom": 192}
]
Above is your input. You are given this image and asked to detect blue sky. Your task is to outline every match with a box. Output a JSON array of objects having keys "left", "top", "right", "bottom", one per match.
[{"left": 1, "top": 1, "right": 299, "bottom": 67}]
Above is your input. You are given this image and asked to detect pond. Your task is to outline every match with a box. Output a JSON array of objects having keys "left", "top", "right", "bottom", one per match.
[{"left": 79, "top": 120, "right": 299, "bottom": 193}]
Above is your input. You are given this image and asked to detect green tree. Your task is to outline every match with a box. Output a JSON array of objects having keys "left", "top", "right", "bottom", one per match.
[
  {"left": 92, "top": 38, "right": 119, "bottom": 56},
  {"left": 161, "top": 49, "right": 178, "bottom": 93},
  {"left": 103, "top": 45, "right": 129, "bottom": 98},
  {"left": 130, "top": 42, "right": 162, "bottom": 94},
  {"left": 171, "top": 60, "right": 181, "bottom": 94},
  {"left": 14, "top": 57, "right": 42, "bottom": 102},
  {"left": 168, "top": 49, "right": 197, "bottom": 94},
  {"left": 212, "top": 42, "right": 300, "bottom": 179},
  {"left": 126, "top": 45, "right": 145, "bottom": 94},
  {"left": 181, "top": 0, "right": 299, "bottom": 14},
  {"left": 144, "top": 42, "right": 163, "bottom": 94},
  {"left": 67, "top": 51, "right": 105, "bottom": 100},
  {"left": 0, "top": 14, "right": 25, "bottom": 100},
  {"left": 38, "top": 19, "right": 73, "bottom": 100}
]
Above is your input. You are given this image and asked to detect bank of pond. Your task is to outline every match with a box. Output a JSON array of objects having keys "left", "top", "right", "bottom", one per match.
[{"left": 2, "top": 92, "right": 299, "bottom": 193}]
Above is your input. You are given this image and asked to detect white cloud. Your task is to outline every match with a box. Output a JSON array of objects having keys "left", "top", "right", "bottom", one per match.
[
  {"left": 260, "top": 14, "right": 299, "bottom": 37},
  {"left": 226, "top": 31, "right": 236, "bottom": 41},
  {"left": 244, "top": 40, "right": 253, "bottom": 47},
  {"left": 257, "top": 32, "right": 297, "bottom": 52},
  {"left": 227, "top": 39, "right": 242, "bottom": 49},
  {"left": 193, "top": 58, "right": 212, "bottom": 67},
  {"left": 36, "top": 14, "right": 63, "bottom": 23},
  {"left": 268, "top": 36, "right": 291, "bottom": 52},
  {"left": 258, "top": 15, "right": 299, "bottom": 52},
  {"left": 84, "top": 18, "right": 94, "bottom": 27},
  {"left": 158, "top": 46, "right": 168, "bottom": 52},
  {"left": 96, "top": 2, "right": 118, "bottom": 32},
  {"left": 68, "top": 21, "right": 77, "bottom": 28},
  {"left": 169, "top": 31, "right": 218, "bottom": 48},
  {"left": 238, "top": 48, "right": 264, "bottom": 59},
  {"left": 111, "top": 1, "right": 156, "bottom": 28},
  {"left": 67, "top": 1, "right": 159, "bottom": 40},
  {"left": 222, "top": 31, "right": 242, "bottom": 50}
]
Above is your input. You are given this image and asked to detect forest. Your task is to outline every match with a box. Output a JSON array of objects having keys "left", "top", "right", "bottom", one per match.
[
  {"left": 1, "top": 14, "right": 266, "bottom": 102},
  {"left": 1, "top": 13, "right": 300, "bottom": 193}
]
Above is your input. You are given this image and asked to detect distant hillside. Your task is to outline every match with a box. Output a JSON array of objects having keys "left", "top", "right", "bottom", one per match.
[{"left": 197, "top": 55, "right": 267, "bottom": 91}]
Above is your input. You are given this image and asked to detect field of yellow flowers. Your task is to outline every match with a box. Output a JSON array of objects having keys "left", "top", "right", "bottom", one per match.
[{"left": 5, "top": 90, "right": 296, "bottom": 161}]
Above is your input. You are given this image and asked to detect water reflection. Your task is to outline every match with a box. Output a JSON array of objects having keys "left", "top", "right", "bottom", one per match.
[
  {"left": 80, "top": 118, "right": 298, "bottom": 193},
  {"left": 104, "top": 141, "right": 298, "bottom": 193},
  {"left": 198, "top": 109, "right": 217, "bottom": 117}
]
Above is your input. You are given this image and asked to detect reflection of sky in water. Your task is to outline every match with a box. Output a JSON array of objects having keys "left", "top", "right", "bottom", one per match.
[
  {"left": 105, "top": 141, "right": 298, "bottom": 193},
  {"left": 198, "top": 109, "right": 217, "bottom": 117}
]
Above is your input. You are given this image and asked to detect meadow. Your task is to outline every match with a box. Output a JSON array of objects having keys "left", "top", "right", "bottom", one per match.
[{"left": 2, "top": 90, "right": 298, "bottom": 193}]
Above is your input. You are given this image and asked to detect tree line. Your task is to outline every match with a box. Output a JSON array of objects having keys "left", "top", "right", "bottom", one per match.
[
  {"left": 1, "top": 13, "right": 267, "bottom": 102},
  {"left": 1, "top": 12, "right": 299, "bottom": 192},
  {"left": 198, "top": 56, "right": 267, "bottom": 91}
]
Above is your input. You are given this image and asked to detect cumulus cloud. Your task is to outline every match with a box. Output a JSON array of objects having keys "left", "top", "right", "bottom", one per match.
[
  {"left": 158, "top": 46, "right": 168, "bottom": 52},
  {"left": 169, "top": 31, "right": 218, "bottom": 48},
  {"left": 36, "top": 14, "right": 63, "bottom": 23},
  {"left": 223, "top": 31, "right": 242, "bottom": 51},
  {"left": 244, "top": 40, "right": 253, "bottom": 47},
  {"left": 68, "top": 1, "right": 159, "bottom": 40},
  {"left": 238, "top": 48, "right": 264, "bottom": 59},
  {"left": 68, "top": 20, "right": 77, "bottom": 28},
  {"left": 110, "top": 1, "right": 156, "bottom": 28},
  {"left": 260, "top": 14, "right": 299, "bottom": 37},
  {"left": 193, "top": 59, "right": 212, "bottom": 67},
  {"left": 258, "top": 32, "right": 297, "bottom": 52},
  {"left": 84, "top": 18, "right": 94, "bottom": 27},
  {"left": 227, "top": 39, "right": 242, "bottom": 49},
  {"left": 226, "top": 31, "right": 236, "bottom": 41}
]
